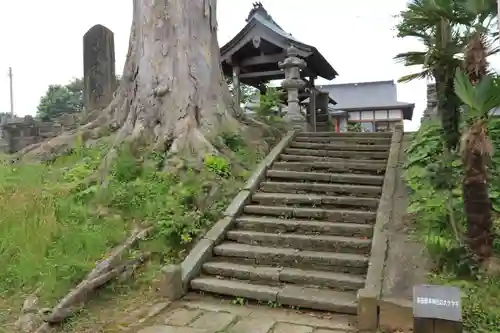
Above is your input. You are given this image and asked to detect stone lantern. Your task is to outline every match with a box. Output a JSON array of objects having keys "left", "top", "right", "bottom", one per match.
[{"left": 279, "top": 46, "right": 307, "bottom": 130}]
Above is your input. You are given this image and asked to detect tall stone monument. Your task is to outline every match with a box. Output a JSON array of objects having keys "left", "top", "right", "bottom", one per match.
[
  {"left": 83, "top": 24, "right": 116, "bottom": 111},
  {"left": 279, "top": 46, "right": 308, "bottom": 131}
]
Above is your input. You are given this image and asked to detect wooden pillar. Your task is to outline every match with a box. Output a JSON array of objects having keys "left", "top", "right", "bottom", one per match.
[
  {"left": 309, "top": 77, "right": 316, "bottom": 132},
  {"left": 233, "top": 66, "right": 241, "bottom": 106}
]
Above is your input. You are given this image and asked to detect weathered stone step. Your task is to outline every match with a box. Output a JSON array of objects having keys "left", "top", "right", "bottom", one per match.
[
  {"left": 190, "top": 277, "right": 358, "bottom": 314},
  {"left": 235, "top": 216, "right": 374, "bottom": 237},
  {"left": 284, "top": 148, "right": 388, "bottom": 160},
  {"left": 267, "top": 170, "right": 384, "bottom": 186},
  {"left": 259, "top": 181, "right": 382, "bottom": 197},
  {"left": 294, "top": 136, "right": 391, "bottom": 144},
  {"left": 290, "top": 142, "right": 390, "bottom": 152},
  {"left": 243, "top": 205, "right": 376, "bottom": 223},
  {"left": 214, "top": 243, "right": 369, "bottom": 274},
  {"left": 297, "top": 131, "right": 392, "bottom": 138},
  {"left": 202, "top": 261, "right": 365, "bottom": 291},
  {"left": 226, "top": 230, "right": 372, "bottom": 254},
  {"left": 252, "top": 192, "right": 380, "bottom": 209},
  {"left": 273, "top": 160, "right": 386, "bottom": 174},
  {"left": 279, "top": 153, "right": 387, "bottom": 164}
]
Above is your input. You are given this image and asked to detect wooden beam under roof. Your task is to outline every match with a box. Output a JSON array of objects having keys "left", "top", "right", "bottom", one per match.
[
  {"left": 240, "top": 53, "right": 285, "bottom": 67},
  {"left": 240, "top": 70, "right": 284, "bottom": 79}
]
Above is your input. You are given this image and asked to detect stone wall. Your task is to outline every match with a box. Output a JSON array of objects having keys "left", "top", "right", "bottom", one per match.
[
  {"left": 421, "top": 83, "right": 438, "bottom": 121},
  {"left": 0, "top": 113, "right": 79, "bottom": 154}
]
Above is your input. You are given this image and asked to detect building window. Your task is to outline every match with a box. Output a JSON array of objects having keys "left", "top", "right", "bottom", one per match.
[
  {"left": 375, "top": 121, "right": 399, "bottom": 132},
  {"left": 347, "top": 121, "right": 374, "bottom": 132},
  {"left": 360, "top": 122, "right": 374, "bottom": 132},
  {"left": 348, "top": 120, "right": 400, "bottom": 133}
]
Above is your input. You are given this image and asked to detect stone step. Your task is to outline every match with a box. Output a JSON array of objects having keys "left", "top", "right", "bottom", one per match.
[
  {"left": 294, "top": 136, "right": 391, "bottom": 145},
  {"left": 243, "top": 205, "right": 376, "bottom": 224},
  {"left": 226, "top": 230, "right": 372, "bottom": 254},
  {"left": 202, "top": 261, "right": 365, "bottom": 291},
  {"left": 235, "top": 216, "right": 374, "bottom": 237},
  {"left": 297, "top": 131, "right": 392, "bottom": 138},
  {"left": 290, "top": 142, "right": 390, "bottom": 152},
  {"left": 273, "top": 160, "right": 386, "bottom": 174},
  {"left": 259, "top": 181, "right": 382, "bottom": 197},
  {"left": 284, "top": 148, "right": 388, "bottom": 160},
  {"left": 267, "top": 170, "right": 385, "bottom": 186},
  {"left": 279, "top": 154, "right": 388, "bottom": 165},
  {"left": 251, "top": 192, "right": 380, "bottom": 209},
  {"left": 213, "top": 243, "right": 369, "bottom": 274},
  {"left": 190, "top": 277, "right": 358, "bottom": 314}
]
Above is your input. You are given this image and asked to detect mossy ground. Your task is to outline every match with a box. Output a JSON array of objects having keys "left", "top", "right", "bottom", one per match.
[{"left": 0, "top": 120, "right": 285, "bottom": 332}]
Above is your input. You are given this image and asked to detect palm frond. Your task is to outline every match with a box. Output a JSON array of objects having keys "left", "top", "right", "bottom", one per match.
[
  {"left": 398, "top": 70, "right": 433, "bottom": 83},
  {"left": 394, "top": 51, "right": 428, "bottom": 66}
]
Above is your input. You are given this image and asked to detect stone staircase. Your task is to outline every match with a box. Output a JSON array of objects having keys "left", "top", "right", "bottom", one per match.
[{"left": 190, "top": 131, "right": 393, "bottom": 315}]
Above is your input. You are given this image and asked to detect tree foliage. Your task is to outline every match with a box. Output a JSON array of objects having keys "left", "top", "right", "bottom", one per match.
[
  {"left": 398, "top": 0, "right": 500, "bottom": 330},
  {"left": 404, "top": 120, "right": 500, "bottom": 331},
  {"left": 36, "top": 78, "right": 84, "bottom": 121},
  {"left": 225, "top": 76, "right": 257, "bottom": 105}
]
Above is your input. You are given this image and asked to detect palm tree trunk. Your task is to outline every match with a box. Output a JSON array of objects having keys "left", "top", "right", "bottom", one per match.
[
  {"left": 435, "top": 18, "right": 460, "bottom": 151},
  {"left": 462, "top": 122, "right": 494, "bottom": 262},
  {"left": 434, "top": 67, "right": 460, "bottom": 151}
]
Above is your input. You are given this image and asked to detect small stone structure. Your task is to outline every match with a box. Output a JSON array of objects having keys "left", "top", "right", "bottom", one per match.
[
  {"left": 83, "top": 24, "right": 116, "bottom": 111},
  {"left": 279, "top": 46, "right": 308, "bottom": 130},
  {"left": 0, "top": 113, "right": 79, "bottom": 153}
]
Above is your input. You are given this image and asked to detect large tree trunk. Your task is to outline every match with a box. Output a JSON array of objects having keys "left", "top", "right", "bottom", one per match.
[
  {"left": 462, "top": 120, "right": 494, "bottom": 263},
  {"left": 19, "top": 0, "right": 251, "bottom": 164},
  {"left": 111, "top": 0, "right": 238, "bottom": 161}
]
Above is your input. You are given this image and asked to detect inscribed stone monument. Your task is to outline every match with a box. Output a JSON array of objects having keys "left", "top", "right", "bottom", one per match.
[{"left": 83, "top": 24, "right": 116, "bottom": 111}]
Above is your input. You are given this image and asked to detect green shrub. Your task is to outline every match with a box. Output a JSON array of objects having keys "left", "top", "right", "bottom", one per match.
[
  {"left": 404, "top": 119, "right": 500, "bottom": 332},
  {"left": 0, "top": 131, "right": 267, "bottom": 315}
]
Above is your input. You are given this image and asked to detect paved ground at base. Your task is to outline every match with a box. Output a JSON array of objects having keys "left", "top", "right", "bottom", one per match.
[{"left": 136, "top": 293, "right": 356, "bottom": 333}]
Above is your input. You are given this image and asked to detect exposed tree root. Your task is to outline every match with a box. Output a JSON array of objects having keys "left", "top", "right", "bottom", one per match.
[{"left": 17, "top": 227, "right": 154, "bottom": 333}]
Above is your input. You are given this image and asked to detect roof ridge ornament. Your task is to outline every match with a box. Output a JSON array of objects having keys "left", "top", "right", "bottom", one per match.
[{"left": 246, "top": 2, "right": 272, "bottom": 22}]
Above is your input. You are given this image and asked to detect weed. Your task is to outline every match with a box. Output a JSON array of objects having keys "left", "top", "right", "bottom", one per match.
[
  {"left": 0, "top": 130, "right": 273, "bottom": 327},
  {"left": 267, "top": 300, "right": 282, "bottom": 308},
  {"left": 231, "top": 297, "right": 247, "bottom": 306}
]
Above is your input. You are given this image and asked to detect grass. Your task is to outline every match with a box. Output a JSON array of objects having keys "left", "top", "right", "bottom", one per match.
[
  {"left": 0, "top": 125, "right": 283, "bottom": 329},
  {"left": 431, "top": 274, "right": 500, "bottom": 332}
]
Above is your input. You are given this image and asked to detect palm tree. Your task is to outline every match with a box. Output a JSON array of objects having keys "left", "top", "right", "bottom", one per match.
[
  {"left": 455, "top": 0, "right": 499, "bottom": 263},
  {"left": 395, "top": 0, "right": 471, "bottom": 151}
]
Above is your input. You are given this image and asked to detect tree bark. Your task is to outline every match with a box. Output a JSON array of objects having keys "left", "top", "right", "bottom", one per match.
[
  {"left": 19, "top": 0, "right": 251, "bottom": 164},
  {"left": 462, "top": 120, "right": 494, "bottom": 262},
  {"left": 111, "top": 0, "right": 239, "bottom": 160}
]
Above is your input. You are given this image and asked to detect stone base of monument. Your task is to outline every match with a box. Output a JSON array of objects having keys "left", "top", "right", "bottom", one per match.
[
  {"left": 378, "top": 297, "right": 413, "bottom": 332},
  {"left": 285, "top": 114, "right": 308, "bottom": 131}
]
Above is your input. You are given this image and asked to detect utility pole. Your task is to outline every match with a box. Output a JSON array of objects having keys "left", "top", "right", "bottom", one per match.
[{"left": 8, "top": 67, "right": 14, "bottom": 118}]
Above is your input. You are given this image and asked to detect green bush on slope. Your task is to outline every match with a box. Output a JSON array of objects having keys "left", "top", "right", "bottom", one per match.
[
  {"left": 0, "top": 128, "right": 280, "bottom": 323},
  {"left": 404, "top": 120, "right": 500, "bottom": 332}
]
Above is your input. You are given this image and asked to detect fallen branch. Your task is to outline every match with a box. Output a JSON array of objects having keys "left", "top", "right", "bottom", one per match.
[
  {"left": 45, "top": 253, "right": 152, "bottom": 324},
  {"left": 29, "top": 227, "right": 153, "bottom": 332}
]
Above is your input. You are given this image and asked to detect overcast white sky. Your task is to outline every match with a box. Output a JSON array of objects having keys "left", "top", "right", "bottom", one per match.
[{"left": 0, "top": 0, "right": 472, "bottom": 131}]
